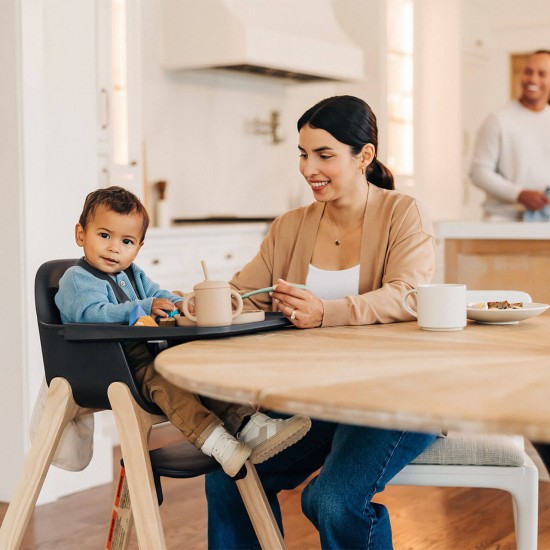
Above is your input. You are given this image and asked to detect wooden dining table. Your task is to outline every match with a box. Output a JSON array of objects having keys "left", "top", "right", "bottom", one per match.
[{"left": 155, "top": 314, "right": 550, "bottom": 442}]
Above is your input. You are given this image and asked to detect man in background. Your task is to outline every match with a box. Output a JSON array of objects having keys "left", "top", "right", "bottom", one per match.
[{"left": 469, "top": 50, "right": 550, "bottom": 221}]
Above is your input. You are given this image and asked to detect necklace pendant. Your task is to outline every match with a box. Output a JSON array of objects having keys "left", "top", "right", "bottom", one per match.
[{"left": 335, "top": 239, "right": 341, "bottom": 246}]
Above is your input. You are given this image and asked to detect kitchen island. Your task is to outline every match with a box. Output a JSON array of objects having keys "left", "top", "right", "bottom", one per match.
[{"left": 436, "top": 222, "right": 550, "bottom": 304}]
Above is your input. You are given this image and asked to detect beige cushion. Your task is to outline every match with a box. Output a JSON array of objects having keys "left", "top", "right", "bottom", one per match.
[
  {"left": 412, "top": 432, "right": 524, "bottom": 467},
  {"left": 30, "top": 378, "right": 94, "bottom": 471}
]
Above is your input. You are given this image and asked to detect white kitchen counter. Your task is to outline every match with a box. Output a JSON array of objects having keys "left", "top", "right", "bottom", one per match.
[{"left": 436, "top": 221, "right": 550, "bottom": 240}]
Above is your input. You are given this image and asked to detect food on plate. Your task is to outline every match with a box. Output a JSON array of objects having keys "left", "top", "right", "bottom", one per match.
[
  {"left": 469, "top": 301, "right": 523, "bottom": 310},
  {"left": 487, "top": 301, "right": 523, "bottom": 310}
]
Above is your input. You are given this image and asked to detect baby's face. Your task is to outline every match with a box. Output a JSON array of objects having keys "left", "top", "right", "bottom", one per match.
[{"left": 75, "top": 205, "right": 143, "bottom": 274}]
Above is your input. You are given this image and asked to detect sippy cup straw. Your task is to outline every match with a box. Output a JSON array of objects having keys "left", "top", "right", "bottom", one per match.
[{"left": 200, "top": 260, "right": 210, "bottom": 280}]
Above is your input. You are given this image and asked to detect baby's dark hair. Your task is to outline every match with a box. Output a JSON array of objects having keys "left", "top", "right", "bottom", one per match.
[{"left": 79, "top": 186, "right": 150, "bottom": 242}]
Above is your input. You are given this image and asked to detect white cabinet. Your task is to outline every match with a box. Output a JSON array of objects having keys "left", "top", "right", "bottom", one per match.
[{"left": 139, "top": 223, "right": 270, "bottom": 292}]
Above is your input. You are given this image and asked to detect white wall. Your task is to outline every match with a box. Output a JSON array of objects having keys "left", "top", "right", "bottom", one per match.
[
  {"left": 21, "top": 0, "right": 98, "bottom": 422},
  {"left": 0, "top": 0, "right": 113, "bottom": 505},
  {"left": 28, "top": 0, "right": 114, "bottom": 503},
  {"left": 140, "top": 0, "right": 383, "bottom": 222},
  {"left": 414, "top": 0, "right": 462, "bottom": 221},
  {"left": 0, "top": 0, "right": 26, "bottom": 501}
]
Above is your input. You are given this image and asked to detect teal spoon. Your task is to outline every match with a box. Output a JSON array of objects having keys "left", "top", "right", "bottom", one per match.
[{"left": 240, "top": 283, "right": 307, "bottom": 299}]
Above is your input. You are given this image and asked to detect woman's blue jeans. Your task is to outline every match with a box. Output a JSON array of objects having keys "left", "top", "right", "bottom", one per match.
[{"left": 205, "top": 416, "right": 437, "bottom": 549}]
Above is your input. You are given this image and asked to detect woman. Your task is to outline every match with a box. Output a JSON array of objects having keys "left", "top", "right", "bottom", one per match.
[{"left": 205, "top": 95, "right": 437, "bottom": 549}]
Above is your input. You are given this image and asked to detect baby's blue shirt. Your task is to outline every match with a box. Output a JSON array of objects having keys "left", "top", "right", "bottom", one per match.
[{"left": 55, "top": 263, "right": 183, "bottom": 324}]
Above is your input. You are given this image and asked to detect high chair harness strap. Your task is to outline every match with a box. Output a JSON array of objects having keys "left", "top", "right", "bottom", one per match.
[{"left": 76, "top": 258, "right": 141, "bottom": 304}]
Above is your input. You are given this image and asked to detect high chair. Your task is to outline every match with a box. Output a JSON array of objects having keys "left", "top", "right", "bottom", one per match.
[{"left": 0, "top": 259, "right": 284, "bottom": 550}]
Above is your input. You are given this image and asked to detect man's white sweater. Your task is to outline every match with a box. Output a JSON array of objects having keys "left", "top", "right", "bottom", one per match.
[{"left": 469, "top": 100, "right": 550, "bottom": 220}]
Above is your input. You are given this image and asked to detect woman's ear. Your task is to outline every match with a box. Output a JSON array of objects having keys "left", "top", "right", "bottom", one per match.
[
  {"left": 360, "top": 143, "right": 376, "bottom": 168},
  {"left": 75, "top": 223, "right": 85, "bottom": 247}
]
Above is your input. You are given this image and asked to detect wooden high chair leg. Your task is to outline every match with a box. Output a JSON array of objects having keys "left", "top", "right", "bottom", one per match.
[
  {"left": 107, "top": 382, "right": 166, "bottom": 550},
  {"left": 235, "top": 462, "right": 285, "bottom": 549},
  {"left": 0, "top": 377, "right": 80, "bottom": 550}
]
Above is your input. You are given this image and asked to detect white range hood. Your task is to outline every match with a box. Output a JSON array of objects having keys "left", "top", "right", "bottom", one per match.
[{"left": 162, "top": 0, "right": 365, "bottom": 82}]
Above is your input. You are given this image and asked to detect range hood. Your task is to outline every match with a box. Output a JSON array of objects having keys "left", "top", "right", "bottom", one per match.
[{"left": 162, "top": 0, "right": 365, "bottom": 82}]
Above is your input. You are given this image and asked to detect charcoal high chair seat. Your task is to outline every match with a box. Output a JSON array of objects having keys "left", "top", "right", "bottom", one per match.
[{"left": 0, "top": 259, "right": 284, "bottom": 549}]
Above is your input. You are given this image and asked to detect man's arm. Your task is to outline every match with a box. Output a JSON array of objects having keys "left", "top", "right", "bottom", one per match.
[
  {"left": 469, "top": 114, "right": 522, "bottom": 203},
  {"left": 470, "top": 114, "right": 550, "bottom": 211}
]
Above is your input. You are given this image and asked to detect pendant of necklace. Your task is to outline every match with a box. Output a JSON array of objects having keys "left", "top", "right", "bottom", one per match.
[{"left": 325, "top": 205, "right": 365, "bottom": 246}]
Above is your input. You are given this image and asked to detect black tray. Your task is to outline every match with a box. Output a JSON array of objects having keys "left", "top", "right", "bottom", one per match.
[{"left": 62, "top": 312, "right": 293, "bottom": 343}]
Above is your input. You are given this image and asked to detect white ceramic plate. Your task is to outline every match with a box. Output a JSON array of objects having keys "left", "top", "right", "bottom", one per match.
[{"left": 466, "top": 302, "right": 549, "bottom": 325}]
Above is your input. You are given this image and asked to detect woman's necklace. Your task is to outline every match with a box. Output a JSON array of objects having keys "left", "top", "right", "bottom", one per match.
[{"left": 324, "top": 201, "right": 367, "bottom": 246}]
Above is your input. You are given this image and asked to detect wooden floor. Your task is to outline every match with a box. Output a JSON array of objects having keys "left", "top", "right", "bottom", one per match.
[{"left": 3, "top": 427, "right": 550, "bottom": 549}]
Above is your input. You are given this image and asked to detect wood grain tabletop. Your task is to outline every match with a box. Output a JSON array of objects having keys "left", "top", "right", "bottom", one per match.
[{"left": 155, "top": 315, "right": 550, "bottom": 441}]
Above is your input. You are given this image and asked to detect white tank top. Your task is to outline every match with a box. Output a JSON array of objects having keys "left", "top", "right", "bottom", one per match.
[{"left": 306, "top": 264, "right": 360, "bottom": 300}]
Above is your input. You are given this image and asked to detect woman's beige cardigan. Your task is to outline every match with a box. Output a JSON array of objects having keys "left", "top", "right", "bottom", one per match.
[{"left": 231, "top": 183, "right": 435, "bottom": 326}]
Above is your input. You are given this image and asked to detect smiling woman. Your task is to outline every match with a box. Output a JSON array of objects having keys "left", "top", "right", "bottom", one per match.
[{"left": 205, "top": 95, "right": 438, "bottom": 550}]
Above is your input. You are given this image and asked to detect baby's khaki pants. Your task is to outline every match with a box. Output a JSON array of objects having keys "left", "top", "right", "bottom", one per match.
[{"left": 125, "top": 341, "right": 254, "bottom": 448}]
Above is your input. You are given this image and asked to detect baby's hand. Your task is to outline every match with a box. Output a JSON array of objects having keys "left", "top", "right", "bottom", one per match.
[{"left": 151, "top": 298, "right": 176, "bottom": 318}]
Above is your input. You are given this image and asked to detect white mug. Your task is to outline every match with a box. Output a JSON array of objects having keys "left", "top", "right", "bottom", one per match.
[
  {"left": 182, "top": 280, "right": 243, "bottom": 327},
  {"left": 402, "top": 284, "right": 467, "bottom": 331}
]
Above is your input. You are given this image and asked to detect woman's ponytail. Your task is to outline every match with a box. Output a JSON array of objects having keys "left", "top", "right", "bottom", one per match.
[{"left": 366, "top": 158, "right": 394, "bottom": 190}]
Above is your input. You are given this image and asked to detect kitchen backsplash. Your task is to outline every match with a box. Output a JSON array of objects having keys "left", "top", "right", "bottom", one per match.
[{"left": 140, "top": 1, "right": 376, "bottom": 221}]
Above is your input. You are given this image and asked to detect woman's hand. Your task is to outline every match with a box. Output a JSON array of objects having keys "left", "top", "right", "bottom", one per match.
[
  {"left": 151, "top": 297, "right": 177, "bottom": 318},
  {"left": 271, "top": 278, "right": 323, "bottom": 328}
]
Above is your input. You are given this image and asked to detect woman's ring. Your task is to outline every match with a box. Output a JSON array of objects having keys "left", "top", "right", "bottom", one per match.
[{"left": 290, "top": 308, "right": 297, "bottom": 320}]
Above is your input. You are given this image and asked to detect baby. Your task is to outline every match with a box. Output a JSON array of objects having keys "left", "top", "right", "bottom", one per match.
[{"left": 55, "top": 186, "right": 311, "bottom": 476}]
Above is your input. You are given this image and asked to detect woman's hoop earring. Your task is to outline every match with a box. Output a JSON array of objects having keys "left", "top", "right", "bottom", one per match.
[{"left": 361, "top": 166, "right": 366, "bottom": 175}]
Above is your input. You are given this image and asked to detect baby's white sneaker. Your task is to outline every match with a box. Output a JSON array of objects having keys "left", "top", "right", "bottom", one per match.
[
  {"left": 201, "top": 425, "right": 251, "bottom": 477},
  {"left": 239, "top": 413, "right": 312, "bottom": 464}
]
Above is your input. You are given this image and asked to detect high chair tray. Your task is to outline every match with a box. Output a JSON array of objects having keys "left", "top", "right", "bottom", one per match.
[{"left": 62, "top": 312, "right": 293, "bottom": 343}]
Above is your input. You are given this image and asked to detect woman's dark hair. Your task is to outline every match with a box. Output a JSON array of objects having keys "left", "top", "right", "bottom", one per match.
[
  {"left": 297, "top": 95, "right": 394, "bottom": 190},
  {"left": 79, "top": 186, "right": 150, "bottom": 242}
]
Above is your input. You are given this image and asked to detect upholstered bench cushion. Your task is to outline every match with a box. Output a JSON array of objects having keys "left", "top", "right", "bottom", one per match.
[{"left": 412, "top": 432, "right": 524, "bottom": 466}]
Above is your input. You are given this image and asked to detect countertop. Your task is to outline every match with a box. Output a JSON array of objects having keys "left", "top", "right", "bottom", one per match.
[
  {"left": 436, "top": 221, "right": 550, "bottom": 240},
  {"left": 173, "top": 217, "right": 275, "bottom": 224},
  {"left": 146, "top": 221, "right": 271, "bottom": 239}
]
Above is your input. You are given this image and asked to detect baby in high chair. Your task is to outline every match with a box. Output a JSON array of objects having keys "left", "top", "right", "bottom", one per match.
[{"left": 55, "top": 186, "right": 311, "bottom": 476}]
